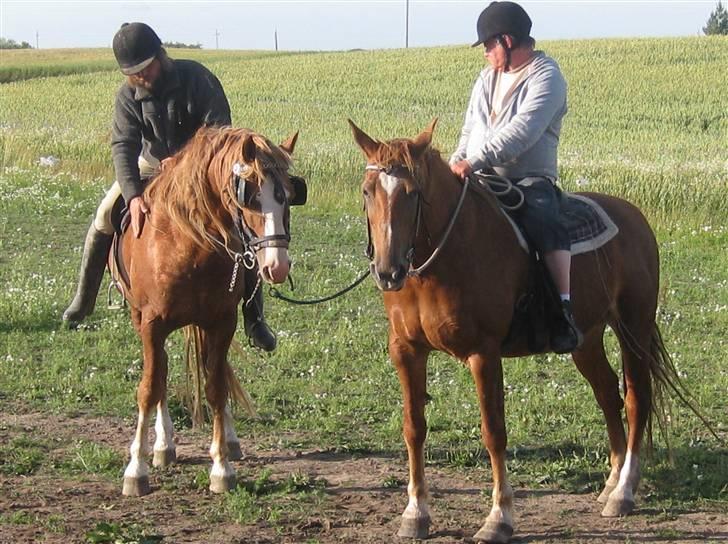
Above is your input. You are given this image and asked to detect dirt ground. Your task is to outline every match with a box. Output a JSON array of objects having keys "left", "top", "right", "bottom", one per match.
[{"left": 1, "top": 407, "right": 725, "bottom": 544}]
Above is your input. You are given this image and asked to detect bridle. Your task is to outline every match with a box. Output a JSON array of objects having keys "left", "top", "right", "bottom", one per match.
[
  {"left": 364, "top": 163, "right": 470, "bottom": 278},
  {"left": 223, "top": 161, "right": 294, "bottom": 294}
]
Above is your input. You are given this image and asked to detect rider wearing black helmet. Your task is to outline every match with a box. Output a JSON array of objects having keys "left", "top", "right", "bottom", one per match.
[
  {"left": 450, "top": 2, "right": 582, "bottom": 354},
  {"left": 63, "top": 22, "right": 277, "bottom": 352}
]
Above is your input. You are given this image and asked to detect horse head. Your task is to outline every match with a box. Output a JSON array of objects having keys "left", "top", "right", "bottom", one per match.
[
  {"left": 349, "top": 119, "right": 437, "bottom": 291},
  {"left": 233, "top": 131, "right": 304, "bottom": 284}
]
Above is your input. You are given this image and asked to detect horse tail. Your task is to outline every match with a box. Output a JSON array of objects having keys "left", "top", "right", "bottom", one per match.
[
  {"left": 182, "top": 325, "right": 258, "bottom": 429},
  {"left": 646, "top": 324, "right": 720, "bottom": 454}
]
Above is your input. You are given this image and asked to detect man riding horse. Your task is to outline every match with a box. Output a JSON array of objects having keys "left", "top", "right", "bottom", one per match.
[
  {"left": 449, "top": 1, "right": 581, "bottom": 353},
  {"left": 63, "top": 22, "right": 276, "bottom": 351}
]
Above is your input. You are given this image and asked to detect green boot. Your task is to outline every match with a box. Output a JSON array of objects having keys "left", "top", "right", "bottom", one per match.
[
  {"left": 243, "top": 288, "right": 276, "bottom": 352},
  {"left": 62, "top": 224, "right": 113, "bottom": 328}
]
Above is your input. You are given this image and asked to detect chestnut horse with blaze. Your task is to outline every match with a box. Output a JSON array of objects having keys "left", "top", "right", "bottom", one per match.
[
  {"left": 116, "top": 126, "right": 300, "bottom": 496},
  {"left": 350, "top": 119, "right": 693, "bottom": 543}
]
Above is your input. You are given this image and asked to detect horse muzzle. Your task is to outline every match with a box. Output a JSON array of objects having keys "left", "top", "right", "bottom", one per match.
[
  {"left": 371, "top": 262, "right": 408, "bottom": 291},
  {"left": 259, "top": 249, "right": 290, "bottom": 284}
]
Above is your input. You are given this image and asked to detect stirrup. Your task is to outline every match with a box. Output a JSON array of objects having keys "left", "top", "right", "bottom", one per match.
[{"left": 107, "top": 280, "right": 127, "bottom": 311}]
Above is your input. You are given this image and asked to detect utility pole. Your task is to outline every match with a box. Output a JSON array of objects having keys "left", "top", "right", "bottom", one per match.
[
  {"left": 215, "top": 29, "right": 220, "bottom": 50},
  {"left": 36, "top": 30, "right": 39, "bottom": 49},
  {"left": 274, "top": 29, "right": 278, "bottom": 51},
  {"left": 405, "top": 0, "right": 409, "bottom": 48}
]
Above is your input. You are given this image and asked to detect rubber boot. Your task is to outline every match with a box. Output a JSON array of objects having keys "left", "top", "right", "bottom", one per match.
[
  {"left": 243, "top": 288, "right": 276, "bottom": 352},
  {"left": 550, "top": 300, "right": 583, "bottom": 354},
  {"left": 62, "top": 224, "right": 113, "bottom": 328}
]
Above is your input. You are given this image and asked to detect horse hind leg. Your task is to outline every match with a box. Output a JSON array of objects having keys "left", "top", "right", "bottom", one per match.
[
  {"left": 123, "top": 318, "right": 171, "bottom": 496},
  {"left": 600, "top": 316, "right": 656, "bottom": 517},
  {"left": 570, "top": 325, "right": 627, "bottom": 505}
]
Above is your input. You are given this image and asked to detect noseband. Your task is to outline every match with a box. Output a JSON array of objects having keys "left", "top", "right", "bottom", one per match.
[{"left": 364, "top": 163, "right": 470, "bottom": 277}]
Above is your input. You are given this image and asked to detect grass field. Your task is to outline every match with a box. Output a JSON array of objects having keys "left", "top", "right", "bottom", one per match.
[{"left": 1, "top": 37, "right": 726, "bottom": 540}]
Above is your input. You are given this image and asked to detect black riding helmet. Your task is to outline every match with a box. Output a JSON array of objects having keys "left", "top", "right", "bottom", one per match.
[
  {"left": 472, "top": 1, "right": 532, "bottom": 48},
  {"left": 112, "top": 22, "right": 162, "bottom": 75}
]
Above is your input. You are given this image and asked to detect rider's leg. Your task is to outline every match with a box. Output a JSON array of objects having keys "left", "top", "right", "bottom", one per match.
[
  {"left": 62, "top": 182, "right": 120, "bottom": 327},
  {"left": 242, "top": 267, "right": 277, "bottom": 352}
]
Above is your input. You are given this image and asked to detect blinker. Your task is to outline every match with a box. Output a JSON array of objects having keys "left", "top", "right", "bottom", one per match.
[{"left": 289, "top": 176, "right": 307, "bottom": 206}]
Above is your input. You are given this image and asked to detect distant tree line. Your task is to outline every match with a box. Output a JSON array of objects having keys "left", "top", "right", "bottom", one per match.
[
  {"left": 704, "top": 1, "right": 728, "bottom": 35},
  {"left": 0, "top": 37, "right": 33, "bottom": 49},
  {"left": 163, "top": 41, "right": 202, "bottom": 49}
]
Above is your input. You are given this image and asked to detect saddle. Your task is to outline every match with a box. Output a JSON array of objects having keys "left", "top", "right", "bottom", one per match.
[{"left": 496, "top": 188, "right": 619, "bottom": 353}]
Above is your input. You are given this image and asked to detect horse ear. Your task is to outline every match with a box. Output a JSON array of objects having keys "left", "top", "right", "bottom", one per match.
[
  {"left": 241, "top": 135, "right": 257, "bottom": 164},
  {"left": 348, "top": 119, "right": 379, "bottom": 160},
  {"left": 280, "top": 131, "right": 299, "bottom": 155},
  {"left": 409, "top": 118, "right": 438, "bottom": 159}
]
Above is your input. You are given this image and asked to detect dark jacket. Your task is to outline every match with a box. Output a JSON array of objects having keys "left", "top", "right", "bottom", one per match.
[{"left": 111, "top": 59, "right": 232, "bottom": 203}]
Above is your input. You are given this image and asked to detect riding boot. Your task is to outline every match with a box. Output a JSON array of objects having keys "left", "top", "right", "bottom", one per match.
[
  {"left": 62, "top": 224, "right": 113, "bottom": 328},
  {"left": 242, "top": 287, "right": 277, "bottom": 352},
  {"left": 550, "top": 300, "right": 583, "bottom": 354}
]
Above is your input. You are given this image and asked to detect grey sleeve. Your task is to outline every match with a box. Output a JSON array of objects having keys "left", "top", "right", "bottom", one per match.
[{"left": 110, "top": 90, "right": 144, "bottom": 203}]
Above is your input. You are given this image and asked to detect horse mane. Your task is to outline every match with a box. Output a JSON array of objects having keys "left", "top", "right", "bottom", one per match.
[{"left": 144, "top": 126, "right": 291, "bottom": 253}]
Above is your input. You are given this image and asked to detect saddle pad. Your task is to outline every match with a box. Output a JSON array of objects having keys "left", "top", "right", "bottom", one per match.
[{"left": 503, "top": 193, "right": 619, "bottom": 256}]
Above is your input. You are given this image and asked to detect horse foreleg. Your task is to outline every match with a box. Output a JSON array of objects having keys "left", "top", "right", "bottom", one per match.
[
  {"left": 152, "top": 399, "right": 177, "bottom": 467},
  {"left": 123, "top": 318, "right": 169, "bottom": 496},
  {"left": 391, "top": 340, "right": 431, "bottom": 540},
  {"left": 570, "top": 326, "right": 627, "bottom": 504},
  {"left": 203, "top": 320, "right": 237, "bottom": 493},
  {"left": 224, "top": 404, "right": 243, "bottom": 461},
  {"left": 469, "top": 349, "right": 513, "bottom": 544}
]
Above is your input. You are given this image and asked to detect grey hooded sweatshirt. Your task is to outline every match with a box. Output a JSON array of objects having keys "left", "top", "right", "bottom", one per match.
[{"left": 450, "top": 51, "right": 567, "bottom": 180}]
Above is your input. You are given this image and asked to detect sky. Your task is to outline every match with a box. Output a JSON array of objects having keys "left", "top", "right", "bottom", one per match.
[{"left": 0, "top": 1, "right": 719, "bottom": 51}]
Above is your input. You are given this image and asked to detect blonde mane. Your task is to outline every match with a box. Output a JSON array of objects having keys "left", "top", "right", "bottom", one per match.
[{"left": 144, "top": 126, "right": 292, "bottom": 253}]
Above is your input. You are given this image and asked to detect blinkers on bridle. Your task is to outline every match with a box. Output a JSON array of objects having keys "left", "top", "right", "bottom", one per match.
[{"left": 232, "top": 161, "right": 307, "bottom": 256}]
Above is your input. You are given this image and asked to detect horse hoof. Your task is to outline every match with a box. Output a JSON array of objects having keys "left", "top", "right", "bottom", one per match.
[
  {"left": 122, "top": 475, "right": 151, "bottom": 497},
  {"left": 473, "top": 521, "right": 513, "bottom": 543},
  {"left": 227, "top": 441, "right": 243, "bottom": 461},
  {"left": 209, "top": 473, "right": 237, "bottom": 493},
  {"left": 601, "top": 496, "right": 634, "bottom": 517},
  {"left": 153, "top": 448, "right": 177, "bottom": 468},
  {"left": 597, "top": 483, "right": 616, "bottom": 504},
  {"left": 397, "top": 516, "right": 430, "bottom": 539}
]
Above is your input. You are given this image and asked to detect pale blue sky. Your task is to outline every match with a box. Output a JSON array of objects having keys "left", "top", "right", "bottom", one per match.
[{"left": 0, "top": 1, "right": 719, "bottom": 51}]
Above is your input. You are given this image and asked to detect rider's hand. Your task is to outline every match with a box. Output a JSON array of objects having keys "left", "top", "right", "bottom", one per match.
[
  {"left": 450, "top": 159, "right": 473, "bottom": 180},
  {"left": 129, "top": 196, "right": 149, "bottom": 238}
]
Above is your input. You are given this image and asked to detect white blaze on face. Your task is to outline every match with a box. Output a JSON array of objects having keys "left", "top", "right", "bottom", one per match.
[
  {"left": 378, "top": 172, "right": 401, "bottom": 246},
  {"left": 257, "top": 177, "right": 290, "bottom": 283}
]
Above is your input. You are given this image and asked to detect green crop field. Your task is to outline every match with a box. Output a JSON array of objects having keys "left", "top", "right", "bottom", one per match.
[{"left": 1, "top": 37, "right": 726, "bottom": 541}]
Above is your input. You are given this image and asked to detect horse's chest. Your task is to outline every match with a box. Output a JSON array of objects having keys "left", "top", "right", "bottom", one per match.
[{"left": 386, "top": 295, "right": 476, "bottom": 354}]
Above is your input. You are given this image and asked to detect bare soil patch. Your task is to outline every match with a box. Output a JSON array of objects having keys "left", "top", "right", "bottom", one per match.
[{"left": 0, "top": 407, "right": 725, "bottom": 543}]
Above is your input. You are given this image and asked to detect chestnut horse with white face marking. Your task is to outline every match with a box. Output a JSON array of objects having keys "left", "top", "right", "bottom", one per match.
[
  {"left": 350, "top": 119, "right": 697, "bottom": 543},
  {"left": 116, "top": 126, "right": 300, "bottom": 496}
]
